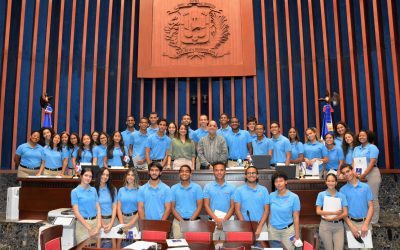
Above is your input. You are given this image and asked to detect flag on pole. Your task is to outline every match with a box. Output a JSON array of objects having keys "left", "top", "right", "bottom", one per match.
[{"left": 321, "top": 104, "right": 334, "bottom": 139}]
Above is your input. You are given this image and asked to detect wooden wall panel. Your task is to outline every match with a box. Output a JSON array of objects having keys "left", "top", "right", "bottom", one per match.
[{"left": 0, "top": 0, "right": 399, "bottom": 170}]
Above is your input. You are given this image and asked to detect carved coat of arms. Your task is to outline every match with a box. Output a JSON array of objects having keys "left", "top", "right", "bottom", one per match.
[{"left": 164, "top": 0, "right": 230, "bottom": 59}]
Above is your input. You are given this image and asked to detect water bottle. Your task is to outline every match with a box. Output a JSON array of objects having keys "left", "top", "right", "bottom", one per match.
[{"left": 237, "top": 159, "right": 242, "bottom": 167}]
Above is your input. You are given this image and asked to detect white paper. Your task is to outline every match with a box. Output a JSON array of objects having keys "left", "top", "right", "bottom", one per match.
[
  {"left": 214, "top": 210, "right": 234, "bottom": 221},
  {"left": 322, "top": 196, "right": 341, "bottom": 219},
  {"left": 53, "top": 217, "right": 73, "bottom": 226},
  {"left": 110, "top": 166, "right": 125, "bottom": 169},
  {"left": 354, "top": 157, "right": 367, "bottom": 175},
  {"left": 166, "top": 239, "right": 188, "bottom": 247},
  {"left": 167, "top": 248, "right": 190, "bottom": 250},
  {"left": 304, "top": 160, "right": 321, "bottom": 176},
  {"left": 346, "top": 230, "right": 373, "bottom": 248},
  {"left": 123, "top": 241, "right": 157, "bottom": 249},
  {"left": 256, "top": 231, "right": 268, "bottom": 241},
  {"left": 263, "top": 248, "right": 283, "bottom": 250}
]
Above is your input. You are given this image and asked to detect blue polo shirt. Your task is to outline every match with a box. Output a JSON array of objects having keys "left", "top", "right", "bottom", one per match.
[
  {"left": 340, "top": 181, "right": 373, "bottom": 218},
  {"left": 16, "top": 143, "right": 43, "bottom": 168},
  {"left": 117, "top": 186, "right": 139, "bottom": 214},
  {"left": 121, "top": 129, "right": 136, "bottom": 148},
  {"left": 345, "top": 147, "right": 354, "bottom": 165},
  {"left": 234, "top": 184, "right": 270, "bottom": 222},
  {"left": 188, "top": 127, "right": 195, "bottom": 140},
  {"left": 71, "top": 185, "right": 99, "bottom": 218},
  {"left": 72, "top": 148, "right": 93, "bottom": 163},
  {"left": 269, "top": 190, "right": 300, "bottom": 230},
  {"left": 145, "top": 133, "right": 171, "bottom": 160},
  {"left": 225, "top": 130, "right": 252, "bottom": 160},
  {"left": 203, "top": 181, "right": 235, "bottom": 213},
  {"left": 98, "top": 186, "right": 117, "bottom": 216},
  {"left": 217, "top": 126, "right": 232, "bottom": 139},
  {"left": 315, "top": 190, "right": 348, "bottom": 209},
  {"left": 107, "top": 146, "right": 128, "bottom": 166},
  {"left": 147, "top": 126, "right": 159, "bottom": 135},
  {"left": 66, "top": 146, "right": 79, "bottom": 169},
  {"left": 334, "top": 137, "right": 343, "bottom": 149},
  {"left": 138, "top": 181, "right": 172, "bottom": 220},
  {"left": 325, "top": 146, "right": 344, "bottom": 170},
  {"left": 171, "top": 182, "right": 203, "bottom": 219},
  {"left": 193, "top": 128, "right": 209, "bottom": 143},
  {"left": 303, "top": 141, "right": 328, "bottom": 159},
  {"left": 270, "top": 135, "right": 291, "bottom": 164},
  {"left": 353, "top": 143, "right": 379, "bottom": 166},
  {"left": 42, "top": 147, "right": 68, "bottom": 169},
  {"left": 132, "top": 131, "right": 149, "bottom": 159},
  {"left": 252, "top": 137, "right": 273, "bottom": 155},
  {"left": 290, "top": 141, "right": 304, "bottom": 160},
  {"left": 93, "top": 145, "right": 107, "bottom": 168}
]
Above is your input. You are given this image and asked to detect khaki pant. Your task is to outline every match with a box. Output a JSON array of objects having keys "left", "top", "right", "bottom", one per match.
[
  {"left": 319, "top": 219, "right": 345, "bottom": 250},
  {"left": 344, "top": 219, "right": 373, "bottom": 250},
  {"left": 173, "top": 158, "right": 193, "bottom": 170},
  {"left": 17, "top": 166, "right": 39, "bottom": 177},
  {"left": 213, "top": 228, "right": 225, "bottom": 240},
  {"left": 44, "top": 169, "right": 62, "bottom": 176},
  {"left": 366, "top": 167, "right": 381, "bottom": 224},
  {"left": 268, "top": 224, "right": 295, "bottom": 250},
  {"left": 227, "top": 160, "right": 238, "bottom": 168},
  {"left": 75, "top": 218, "right": 98, "bottom": 244},
  {"left": 122, "top": 214, "right": 138, "bottom": 229},
  {"left": 102, "top": 217, "right": 118, "bottom": 228}
]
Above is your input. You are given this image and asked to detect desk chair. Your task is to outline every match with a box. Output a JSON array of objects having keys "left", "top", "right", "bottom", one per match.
[
  {"left": 222, "top": 220, "right": 259, "bottom": 242},
  {"left": 138, "top": 219, "right": 172, "bottom": 241},
  {"left": 40, "top": 225, "right": 63, "bottom": 250},
  {"left": 180, "top": 220, "right": 215, "bottom": 242}
]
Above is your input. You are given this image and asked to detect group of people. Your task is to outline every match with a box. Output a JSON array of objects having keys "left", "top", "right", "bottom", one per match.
[{"left": 14, "top": 112, "right": 380, "bottom": 249}]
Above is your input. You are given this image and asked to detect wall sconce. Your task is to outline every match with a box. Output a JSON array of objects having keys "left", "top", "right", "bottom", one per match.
[
  {"left": 191, "top": 96, "right": 197, "bottom": 105},
  {"left": 202, "top": 95, "right": 208, "bottom": 104}
]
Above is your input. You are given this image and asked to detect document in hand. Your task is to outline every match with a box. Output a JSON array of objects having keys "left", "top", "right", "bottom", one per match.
[
  {"left": 354, "top": 157, "right": 367, "bottom": 175},
  {"left": 322, "top": 196, "right": 341, "bottom": 219},
  {"left": 346, "top": 230, "right": 373, "bottom": 248},
  {"left": 123, "top": 241, "right": 157, "bottom": 249},
  {"left": 100, "top": 224, "right": 140, "bottom": 239}
]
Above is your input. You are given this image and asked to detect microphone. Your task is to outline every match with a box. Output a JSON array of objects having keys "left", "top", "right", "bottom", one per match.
[{"left": 246, "top": 210, "right": 257, "bottom": 245}]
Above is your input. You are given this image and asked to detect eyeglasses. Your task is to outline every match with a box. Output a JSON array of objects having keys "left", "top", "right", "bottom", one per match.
[{"left": 246, "top": 172, "right": 257, "bottom": 175}]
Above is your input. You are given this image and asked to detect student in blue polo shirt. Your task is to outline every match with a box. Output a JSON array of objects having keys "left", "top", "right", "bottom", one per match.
[
  {"left": 145, "top": 118, "right": 171, "bottom": 167},
  {"left": 71, "top": 167, "right": 101, "bottom": 244},
  {"left": 342, "top": 131, "right": 359, "bottom": 165},
  {"left": 270, "top": 121, "right": 291, "bottom": 165},
  {"left": 247, "top": 116, "right": 258, "bottom": 140},
  {"left": 39, "top": 127, "right": 54, "bottom": 147},
  {"left": 334, "top": 121, "right": 349, "bottom": 149},
  {"left": 15, "top": 130, "right": 43, "bottom": 177},
  {"left": 353, "top": 130, "right": 380, "bottom": 224},
  {"left": 72, "top": 134, "right": 94, "bottom": 169},
  {"left": 93, "top": 132, "right": 109, "bottom": 168},
  {"left": 252, "top": 124, "right": 273, "bottom": 156},
  {"left": 287, "top": 127, "right": 304, "bottom": 164},
  {"left": 339, "top": 164, "right": 374, "bottom": 242},
  {"left": 269, "top": 171, "right": 302, "bottom": 250},
  {"left": 234, "top": 166, "right": 270, "bottom": 238},
  {"left": 181, "top": 114, "right": 195, "bottom": 139},
  {"left": 303, "top": 127, "right": 329, "bottom": 177},
  {"left": 117, "top": 168, "right": 140, "bottom": 232},
  {"left": 217, "top": 113, "right": 232, "bottom": 139},
  {"left": 147, "top": 112, "right": 159, "bottom": 135},
  {"left": 95, "top": 168, "right": 117, "bottom": 233},
  {"left": 324, "top": 133, "right": 344, "bottom": 174},
  {"left": 138, "top": 162, "right": 172, "bottom": 220},
  {"left": 131, "top": 117, "right": 150, "bottom": 169},
  {"left": 203, "top": 162, "right": 236, "bottom": 240},
  {"left": 104, "top": 131, "right": 130, "bottom": 168},
  {"left": 121, "top": 116, "right": 137, "bottom": 151},
  {"left": 62, "top": 132, "right": 80, "bottom": 176},
  {"left": 171, "top": 165, "right": 203, "bottom": 238},
  {"left": 192, "top": 114, "right": 209, "bottom": 143},
  {"left": 37, "top": 134, "right": 68, "bottom": 176},
  {"left": 225, "top": 117, "right": 253, "bottom": 167},
  {"left": 316, "top": 173, "right": 348, "bottom": 250}
]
